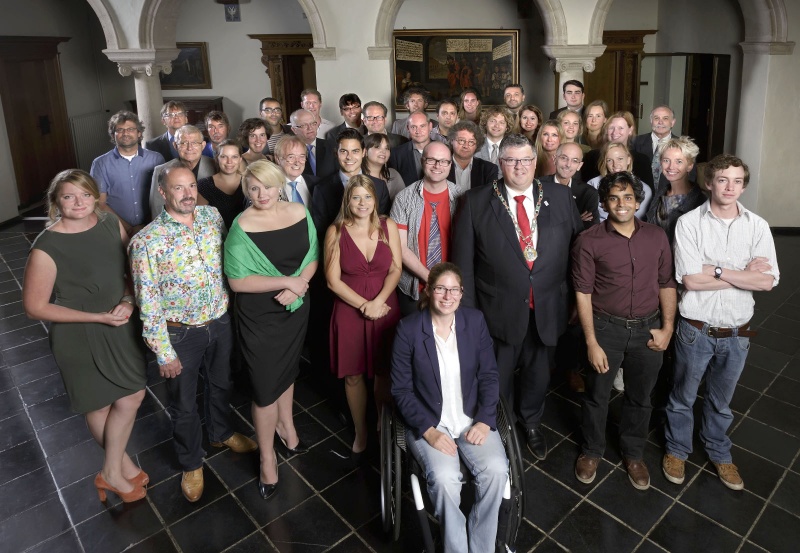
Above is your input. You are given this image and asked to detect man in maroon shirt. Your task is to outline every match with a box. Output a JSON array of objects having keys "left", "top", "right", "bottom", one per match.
[{"left": 571, "top": 172, "right": 677, "bottom": 490}]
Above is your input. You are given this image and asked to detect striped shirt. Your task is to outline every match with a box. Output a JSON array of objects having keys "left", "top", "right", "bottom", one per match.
[{"left": 674, "top": 201, "right": 779, "bottom": 327}]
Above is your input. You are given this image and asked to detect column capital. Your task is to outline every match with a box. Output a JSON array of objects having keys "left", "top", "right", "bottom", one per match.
[
  {"left": 542, "top": 45, "right": 606, "bottom": 73},
  {"left": 102, "top": 48, "right": 181, "bottom": 77},
  {"left": 740, "top": 41, "right": 795, "bottom": 55}
]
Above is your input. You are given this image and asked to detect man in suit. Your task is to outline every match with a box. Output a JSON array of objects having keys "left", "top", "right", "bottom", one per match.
[
  {"left": 311, "top": 128, "right": 391, "bottom": 238},
  {"left": 631, "top": 105, "right": 697, "bottom": 188},
  {"left": 362, "top": 101, "right": 407, "bottom": 149},
  {"left": 540, "top": 142, "right": 599, "bottom": 229},
  {"left": 300, "top": 88, "right": 335, "bottom": 139},
  {"left": 447, "top": 121, "right": 496, "bottom": 190},
  {"left": 325, "top": 93, "right": 367, "bottom": 142},
  {"left": 275, "top": 135, "right": 318, "bottom": 206},
  {"left": 389, "top": 111, "right": 432, "bottom": 187},
  {"left": 290, "top": 109, "right": 337, "bottom": 180},
  {"left": 145, "top": 101, "right": 188, "bottom": 162},
  {"left": 548, "top": 80, "right": 585, "bottom": 120},
  {"left": 391, "top": 87, "right": 431, "bottom": 139},
  {"left": 149, "top": 125, "right": 215, "bottom": 219},
  {"left": 202, "top": 111, "right": 230, "bottom": 158},
  {"left": 452, "top": 134, "right": 583, "bottom": 460},
  {"left": 429, "top": 99, "right": 458, "bottom": 145}
]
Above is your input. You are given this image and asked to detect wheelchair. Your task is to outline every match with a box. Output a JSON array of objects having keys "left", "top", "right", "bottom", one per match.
[{"left": 380, "top": 397, "right": 525, "bottom": 552}]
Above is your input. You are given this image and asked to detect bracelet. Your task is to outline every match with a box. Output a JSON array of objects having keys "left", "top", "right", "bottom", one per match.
[{"left": 120, "top": 295, "right": 135, "bottom": 305}]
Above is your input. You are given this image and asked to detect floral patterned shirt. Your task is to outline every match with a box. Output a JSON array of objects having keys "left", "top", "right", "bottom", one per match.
[{"left": 129, "top": 206, "right": 229, "bottom": 365}]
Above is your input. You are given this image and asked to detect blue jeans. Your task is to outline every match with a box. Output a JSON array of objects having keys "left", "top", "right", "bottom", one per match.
[
  {"left": 406, "top": 428, "right": 508, "bottom": 553},
  {"left": 665, "top": 318, "right": 750, "bottom": 463},
  {"left": 165, "top": 312, "right": 235, "bottom": 471}
]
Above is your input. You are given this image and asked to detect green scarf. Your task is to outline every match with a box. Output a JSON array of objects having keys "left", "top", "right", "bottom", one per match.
[{"left": 224, "top": 209, "right": 318, "bottom": 312}]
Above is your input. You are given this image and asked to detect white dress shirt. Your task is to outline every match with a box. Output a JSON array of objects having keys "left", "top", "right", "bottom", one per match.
[
  {"left": 504, "top": 183, "right": 539, "bottom": 249},
  {"left": 283, "top": 175, "right": 311, "bottom": 205},
  {"left": 433, "top": 318, "right": 473, "bottom": 438}
]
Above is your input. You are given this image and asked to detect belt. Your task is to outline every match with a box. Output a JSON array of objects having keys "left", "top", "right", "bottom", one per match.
[
  {"left": 166, "top": 320, "right": 212, "bottom": 329},
  {"left": 595, "top": 310, "right": 660, "bottom": 329},
  {"left": 684, "top": 318, "right": 757, "bottom": 338}
]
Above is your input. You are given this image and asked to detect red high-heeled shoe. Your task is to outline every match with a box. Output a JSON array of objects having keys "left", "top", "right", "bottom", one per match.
[
  {"left": 127, "top": 470, "right": 150, "bottom": 488},
  {"left": 94, "top": 473, "right": 146, "bottom": 503}
]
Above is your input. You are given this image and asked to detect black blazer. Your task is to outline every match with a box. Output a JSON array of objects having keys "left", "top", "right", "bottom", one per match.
[
  {"left": 303, "top": 138, "right": 337, "bottom": 180},
  {"left": 548, "top": 106, "right": 583, "bottom": 120},
  {"left": 388, "top": 141, "right": 423, "bottom": 187},
  {"left": 144, "top": 132, "right": 176, "bottom": 162},
  {"left": 448, "top": 157, "right": 498, "bottom": 190},
  {"left": 580, "top": 148, "right": 655, "bottom": 188},
  {"left": 310, "top": 173, "right": 391, "bottom": 239},
  {"left": 631, "top": 132, "right": 698, "bottom": 191},
  {"left": 391, "top": 307, "right": 499, "bottom": 439},
  {"left": 452, "top": 178, "right": 582, "bottom": 347},
  {"left": 539, "top": 175, "right": 599, "bottom": 230},
  {"left": 324, "top": 122, "right": 367, "bottom": 143}
]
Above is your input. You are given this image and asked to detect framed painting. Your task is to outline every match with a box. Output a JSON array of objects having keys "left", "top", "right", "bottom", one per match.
[
  {"left": 160, "top": 42, "right": 212, "bottom": 90},
  {"left": 392, "top": 29, "right": 519, "bottom": 111}
]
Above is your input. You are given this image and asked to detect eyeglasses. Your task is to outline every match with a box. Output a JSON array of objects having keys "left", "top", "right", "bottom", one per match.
[
  {"left": 293, "top": 121, "right": 319, "bottom": 130},
  {"left": 342, "top": 105, "right": 361, "bottom": 112},
  {"left": 556, "top": 155, "right": 582, "bottom": 165},
  {"left": 453, "top": 138, "right": 477, "bottom": 147},
  {"left": 260, "top": 107, "right": 282, "bottom": 114},
  {"left": 432, "top": 285, "right": 463, "bottom": 297},
  {"left": 423, "top": 158, "right": 452, "bottom": 167},
  {"left": 282, "top": 154, "right": 307, "bottom": 163},
  {"left": 164, "top": 111, "right": 186, "bottom": 119},
  {"left": 177, "top": 141, "right": 203, "bottom": 149},
  {"left": 114, "top": 127, "right": 139, "bottom": 135},
  {"left": 500, "top": 158, "right": 535, "bottom": 167},
  {"left": 363, "top": 115, "right": 385, "bottom": 122}
]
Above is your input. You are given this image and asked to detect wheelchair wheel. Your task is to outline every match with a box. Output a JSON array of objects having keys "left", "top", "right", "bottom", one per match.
[
  {"left": 496, "top": 396, "right": 525, "bottom": 549},
  {"left": 380, "top": 408, "right": 402, "bottom": 539}
]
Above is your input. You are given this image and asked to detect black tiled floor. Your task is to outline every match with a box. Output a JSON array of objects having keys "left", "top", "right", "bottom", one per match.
[{"left": 1, "top": 224, "right": 798, "bottom": 552}]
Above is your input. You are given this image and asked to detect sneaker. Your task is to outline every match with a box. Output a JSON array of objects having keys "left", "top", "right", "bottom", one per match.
[
  {"left": 713, "top": 462, "right": 744, "bottom": 491},
  {"left": 613, "top": 368, "right": 625, "bottom": 392},
  {"left": 662, "top": 453, "right": 685, "bottom": 485}
]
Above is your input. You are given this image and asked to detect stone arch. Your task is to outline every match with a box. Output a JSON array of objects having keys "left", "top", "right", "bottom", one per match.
[
  {"left": 83, "top": 0, "right": 122, "bottom": 49},
  {"left": 139, "top": 0, "right": 182, "bottom": 49},
  {"left": 296, "top": 0, "right": 336, "bottom": 59}
]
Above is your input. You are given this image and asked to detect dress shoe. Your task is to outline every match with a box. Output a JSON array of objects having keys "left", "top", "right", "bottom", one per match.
[
  {"left": 662, "top": 454, "right": 685, "bottom": 485},
  {"left": 575, "top": 454, "right": 600, "bottom": 484},
  {"left": 94, "top": 473, "right": 146, "bottom": 503},
  {"left": 258, "top": 480, "right": 278, "bottom": 500},
  {"left": 624, "top": 458, "right": 650, "bottom": 490},
  {"left": 181, "top": 467, "right": 204, "bottom": 502},
  {"left": 276, "top": 433, "right": 308, "bottom": 455},
  {"left": 525, "top": 426, "right": 547, "bottom": 460},
  {"left": 210, "top": 432, "right": 258, "bottom": 453},
  {"left": 128, "top": 469, "right": 150, "bottom": 488},
  {"left": 712, "top": 462, "right": 744, "bottom": 491},
  {"left": 568, "top": 369, "right": 585, "bottom": 393}
]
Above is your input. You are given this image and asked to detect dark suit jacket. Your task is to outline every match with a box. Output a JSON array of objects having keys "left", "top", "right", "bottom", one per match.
[
  {"left": 324, "top": 122, "right": 367, "bottom": 143},
  {"left": 391, "top": 307, "right": 499, "bottom": 439},
  {"left": 310, "top": 173, "right": 391, "bottom": 238},
  {"left": 448, "top": 157, "right": 498, "bottom": 190},
  {"left": 580, "top": 148, "right": 655, "bottom": 188},
  {"left": 144, "top": 132, "right": 177, "bottom": 162},
  {"left": 384, "top": 132, "right": 409, "bottom": 149},
  {"left": 303, "top": 139, "right": 337, "bottom": 180},
  {"left": 452, "top": 178, "right": 582, "bottom": 347},
  {"left": 548, "top": 106, "right": 584, "bottom": 121},
  {"left": 631, "top": 132, "right": 698, "bottom": 191},
  {"left": 539, "top": 174, "right": 599, "bottom": 230},
  {"left": 388, "top": 141, "right": 424, "bottom": 187}
]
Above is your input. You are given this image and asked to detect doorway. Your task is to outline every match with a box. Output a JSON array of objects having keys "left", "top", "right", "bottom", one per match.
[{"left": 248, "top": 34, "right": 317, "bottom": 116}]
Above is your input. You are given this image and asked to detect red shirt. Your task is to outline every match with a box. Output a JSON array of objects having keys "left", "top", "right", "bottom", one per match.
[{"left": 417, "top": 188, "right": 452, "bottom": 266}]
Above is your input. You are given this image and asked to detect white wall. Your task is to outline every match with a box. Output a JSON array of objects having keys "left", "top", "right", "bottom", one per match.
[{"left": 171, "top": 0, "right": 310, "bottom": 130}]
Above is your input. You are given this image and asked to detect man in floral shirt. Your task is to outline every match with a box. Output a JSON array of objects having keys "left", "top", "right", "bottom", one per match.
[{"left": 129, "top": 165, "right": 256, "bottom": 503}]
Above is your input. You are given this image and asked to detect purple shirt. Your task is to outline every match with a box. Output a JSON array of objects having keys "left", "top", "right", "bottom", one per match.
[{"left": 571, "top": 219, "right": 676, "bottom": 318}]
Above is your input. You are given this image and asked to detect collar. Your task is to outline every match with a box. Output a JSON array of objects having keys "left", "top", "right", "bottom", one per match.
[
  {"left": 285, "top": 175, "right": 305, "bottom": 185},
  {"left": 700, "top": 200, "right": 749, "bottom": 221},
  {"left": 339, "top": 170, "right": 361, "bottom": 186},
  {"left": 113, "top": 146, "right": 144, "bottom": 159},
  {"left": 602, "top": 217, "right": 642, "bottom": 236}
]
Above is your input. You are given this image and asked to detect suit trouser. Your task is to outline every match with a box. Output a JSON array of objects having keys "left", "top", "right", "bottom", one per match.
[{"left": 493, "top": 309, "right": 551, "bottom": 428}]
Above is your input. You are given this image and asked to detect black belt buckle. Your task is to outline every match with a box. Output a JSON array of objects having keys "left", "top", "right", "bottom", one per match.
[{"left": 625, "top": 318, "right": 643, "bottom": 330}]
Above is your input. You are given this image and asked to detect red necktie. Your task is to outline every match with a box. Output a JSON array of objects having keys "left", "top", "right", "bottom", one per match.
[{"left": 514, "top": 195, "right": 534, "bottom": 308}]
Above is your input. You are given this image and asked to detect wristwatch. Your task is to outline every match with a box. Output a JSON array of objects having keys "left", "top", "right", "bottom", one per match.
[{"left": 714, "top": 266, "right": 723, "bottom": 280}]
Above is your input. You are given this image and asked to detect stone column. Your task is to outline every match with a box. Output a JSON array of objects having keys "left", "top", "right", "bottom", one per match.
[
  {"left": 102, "top": 49, "right": 180, "bottom": 142},
  {"left": 542, "top": 45, "right": 606, "bottom": 109}
]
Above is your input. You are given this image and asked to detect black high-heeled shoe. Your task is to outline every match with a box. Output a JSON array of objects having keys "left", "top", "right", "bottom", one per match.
[
  {"left": 258, "top": 480, "right": 278, "bottom": 500},
  {"left": 276, "top": 433, "right": 308, "bottom": 455}
]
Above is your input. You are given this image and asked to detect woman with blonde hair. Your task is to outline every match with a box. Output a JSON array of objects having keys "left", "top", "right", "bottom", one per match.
[
  {"left": 224, "top": 160, "right": 318, "bottom": 500},
  {"left": 587, "top": 141, "right": 653, "bottom": 220},
  {"left": 582, "top": 100, "right": 609, "bottom": 149},
  {"left": 534, "top": 119, "right": 565, "bottom": 177},
  {"left": 558, "top": 110, "right": 591, "bottom": 153},
  {"left": 581, "top": 111, "right": 654, "bottom": 187},
  {"left": 325, "top": 175, "right": 402, "bottom": 459},
  {"left": 23, "top": 169, "right": 148, "bottom": 503}
]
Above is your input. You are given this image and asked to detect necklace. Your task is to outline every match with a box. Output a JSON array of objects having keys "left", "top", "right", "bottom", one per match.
[{"left": 492, "top": 179, "right": 543, "bottom": 262}]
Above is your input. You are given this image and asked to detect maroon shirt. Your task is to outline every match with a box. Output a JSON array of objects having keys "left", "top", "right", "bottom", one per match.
[{"left": 571, "top": 219, "right": 676, "bottom": 319}]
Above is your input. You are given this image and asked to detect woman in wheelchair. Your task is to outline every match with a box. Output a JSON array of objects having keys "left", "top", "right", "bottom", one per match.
[{"left": 391, "top": 262, "right": 508, "bottom": 553}]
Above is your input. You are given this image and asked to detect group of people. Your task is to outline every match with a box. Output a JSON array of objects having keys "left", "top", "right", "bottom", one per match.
[{"left": 22, "top": 79, "right": 780, "bottom": 552}]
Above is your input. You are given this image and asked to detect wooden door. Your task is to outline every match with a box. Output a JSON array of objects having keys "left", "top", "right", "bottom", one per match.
[
  {"left": 248, "top": 34, "right": 317, "bottom": 116},
  {"left": 0, "top": 37, "right": 76, "bottom": 209}
]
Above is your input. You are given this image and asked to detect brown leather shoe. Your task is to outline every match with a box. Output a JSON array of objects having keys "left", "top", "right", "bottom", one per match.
[
  {"left": 662, "top": 453, "right": 685, "bottom": 485},
  {"left": 181, "top": 467, "right": 204, "bottom": 502},
  {"left": 210, "top": 432, "right": 258, "bottom": 453},
  {"left": 575, "top": 454, "right": 600, "bottom": 484},
  {"left": 568, "top": 370, "right": 585, "bottom": 393},
  {"left": 624, "top": 458, "right": 650, "bottom": 490},
  {"left": 712, "top": 462, "right": 744, "bottom": 491}
]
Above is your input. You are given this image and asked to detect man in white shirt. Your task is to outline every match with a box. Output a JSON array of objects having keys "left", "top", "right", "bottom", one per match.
[{"left": 275, "top": 135, "right": 315, "bottom": 205}]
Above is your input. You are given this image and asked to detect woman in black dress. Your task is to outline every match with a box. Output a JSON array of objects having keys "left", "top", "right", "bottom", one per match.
[
  {"left": 196, "top": 139, "right": 246, "bottom": 228},
  {"left": 224, "top": 160, "right": 318, "bottom": 500}
]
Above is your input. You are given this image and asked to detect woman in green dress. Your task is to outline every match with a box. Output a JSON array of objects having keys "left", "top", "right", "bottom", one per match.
[{"left": 23, "top": 169, "right": 148, "bottom": 503}]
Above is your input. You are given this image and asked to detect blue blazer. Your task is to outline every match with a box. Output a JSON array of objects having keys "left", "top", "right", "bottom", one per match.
[{"left": 391, "top": 307, "right": 499, "bottom": 440}]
